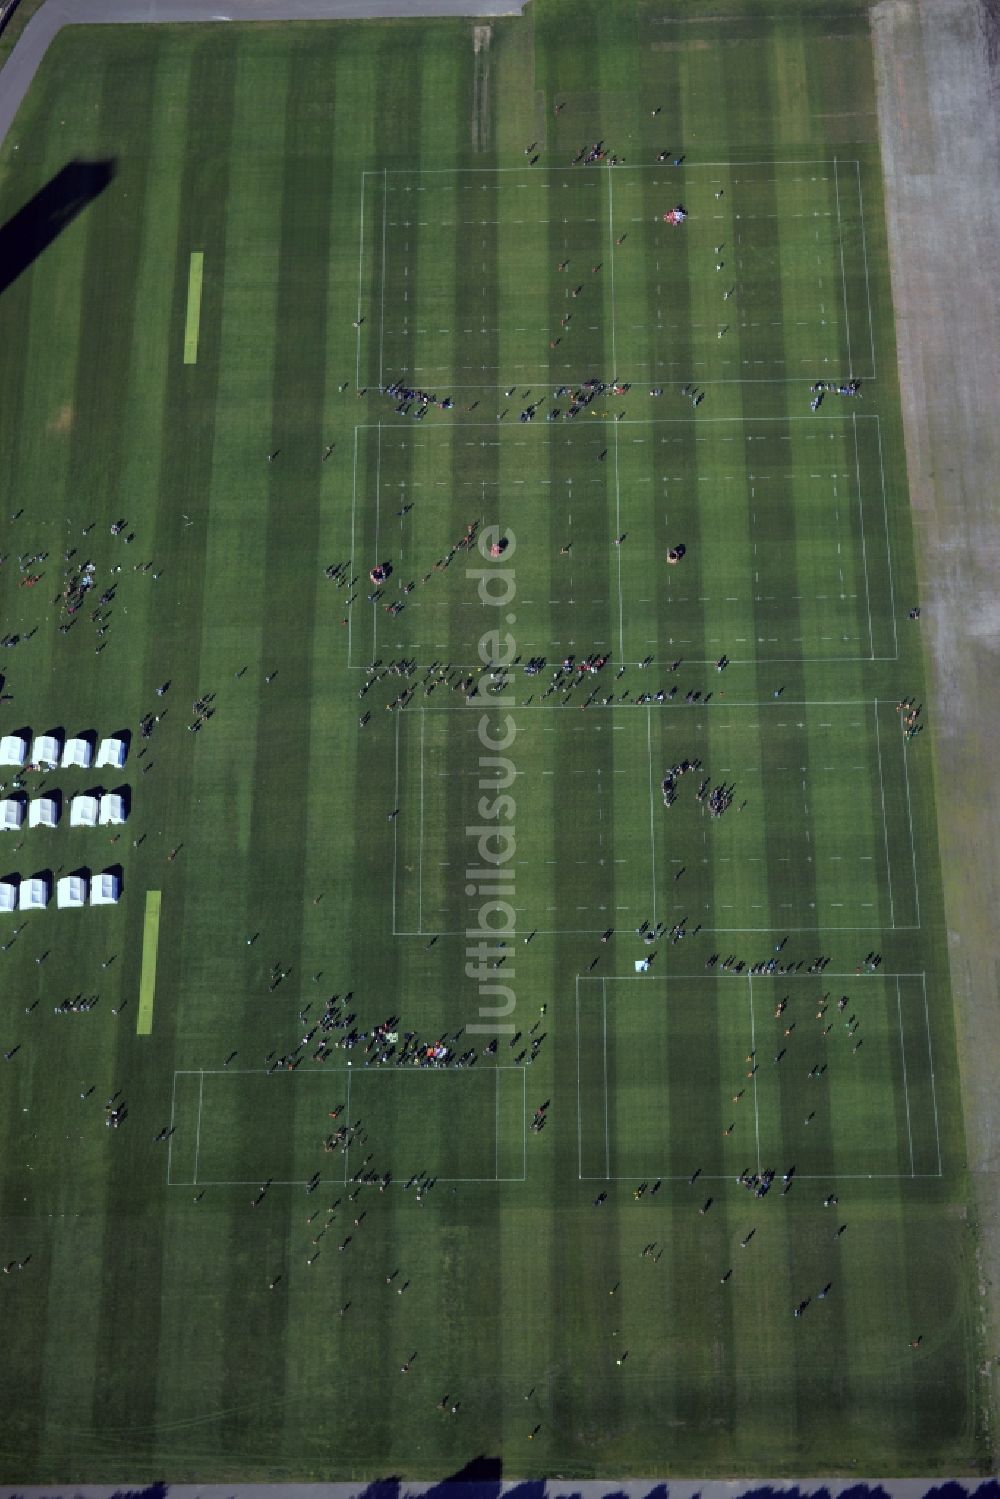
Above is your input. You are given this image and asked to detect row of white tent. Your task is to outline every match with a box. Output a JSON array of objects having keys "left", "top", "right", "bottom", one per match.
[
  {"left": 0, "top": 870, "right": 122, "bottom": 911},
  {"left": 0, "top": 732, "right": 128, "bottom": 771},
  {"left": 0, "top": 793, "right": 127, "bottom": 830}
]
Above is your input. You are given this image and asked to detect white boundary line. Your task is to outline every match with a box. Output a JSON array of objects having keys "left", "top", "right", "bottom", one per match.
[
  {"left": 343, "top": 1065, "right": 353, "bottom": 1183},
  {"left": 392, "top": 698, "right": 913, "bottom": 934},
  {"left": 645, "top": 706, "right": 658, "bottom": 927},
  {"left": 605, "top": 162, "right": 618, "bottom": 376},
  {"left": 576, "top": 971, "right": 929, "bottom": 984},
  {"left": 920, "top": 972, "right": 943, "bottom": 1175},
  {"left": 574, "top": 972, "right": 942, "bottom": 1183},
  {"left": 895, "top": 975, "right": 915, "bottom": 1176},
  {"left": 167, "top": 1064, "right": 527, "bottom": 1187},
  {"left": 575, "top": 1172, "right": 945, "bottom": 1182},
  {"left": 370, "top": 421, "right": 383, "bottom": 661},
  {"left": 873, "top": 416, "right": 900, "bottom": 657},
  {"left": 347, "top": 425, "right": 360, "bottom": 667},
  {"left": 575, "top": 983, "right": 584, "bottom": 1180},
  {"left": 393, "top": 924, "right": 922, "bottom": 937},
  {"left": 612, "top": 421, "right": 624, "bottom": 658},
  {"left": 391, "top": 711, "right": 400, "bottom": 935},
  {"left": 602, "top": 978, "right": 611, "bottom": 1180},
  {"left": 851, "top": 412, "right": 876, "bottom": 659},
  {"left": 348, "top": 413, "right": 883, "bottom": 431},
  {"left": 832, "top": 157, "right": 853, "bottom": 378},
  {"left": 192, "top": 1070, "right": 205, "bottom": 1187},
  {"left": 360, "top": 159, "right": 877, "bottom": 389},
  {"left": 349, "top": 412, "right": 897, "bottom": 667},
  {"left": 355, "top": 171, "right": 367, "bottom": 389},
  {"left": 377, "top": 169, "right": 388, "bottom": 393},
  {"left": 853, "top": 159, "right": 878, "bottom": 379},
  {"left": 373, "top": 159, "right": 859, "bottom": 176},
  {"left": 872, "top": 699, "right": 896, "bottom": 928},
  {"left": 748, "top": 975, "right": 761, "bottom": 1174},
  {"left": 899, "top": 726, "right": 923, "bottom": 929},
  {"left": 417, "top": 708, "right": 425, "bottom": 934},
  {"left": 166, "top": 1069, "right": 178, "bottom": 1186}
]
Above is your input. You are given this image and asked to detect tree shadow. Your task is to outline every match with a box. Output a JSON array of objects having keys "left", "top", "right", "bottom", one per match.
[{"left": 0, "top": 157, "right": 116, "bottom": 298}]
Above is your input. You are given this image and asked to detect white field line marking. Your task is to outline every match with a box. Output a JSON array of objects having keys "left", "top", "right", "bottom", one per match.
[
  {"left": 646, "top": 707, "right": 658, "bottom": 926},
  {"left": 347, "top": 424, "right": 360, "bottom": 668},
  {"left": 387, "top": 696, "right": 904, "bottom": 714},
  {"left": 921, "top": 973, "right": 943, "bottom": 1175},
  {"left": 896, "top": 976, "right": 915, "bottom": 1176},
  {"left": 576, "top": 982, "right": 584, "bottom": 1179},
  {"left": 854, "top": 160, "right": 877, "bottom": 379},
  {"left": 393, "top": 923, "right": 920, "bottom": 937},
  {"left": 899, "top": 728, "right": 923, "bottom": 928},
  {"left": 852, "top": 413, "right": 875, "bottom": 659},
  {"left": 613, "top": 422, "right": 624, "bottom": 658},
  {"left": 193, "top": 1070, "right": 205, "bottom": 1187},
  {"left": 748, "top": 976, "right": 761, "bottom": 1174},
  {"left": 371, "top": 421, "right": 383, "bottom": 661},
  {"left": 169, "top": 1176, "right": 528, "bottom": 1187},
  {"left": 495, "top": 1066, "right": 500, "bottom": 1180},
  {"left": 173, "top": 1066, "right": 525, "bottom": 1076},
  {"left": 603, "top": 979, "right": 611, "bottom": 1179},
  {"left": 343, "top": 1065, "right": 353, "bottom": 1184},
  {"left": 872, "top": 700, "right": 896, "bottom": 928},
  {"left": 606, "top": 163, "right": 618, "bottom": 375},
  {"left": 375, "top": 374, "right": 879, "bottom": 390},
  {"left": 349, "top": 413, "right": 882, "bottom": 432},
  {"left": 577, "top": 971, "right": 926, "bottom": 985},
  {"left": 378, "top": 169, "right": 388, "bottom": 392},
  {"left": 574, "top": 1172, "right": 944, "bottom": 1183},
  {"left": 377, "top": 158, "right": 858, "bottom": 175},
  {"left": 166, "top": 1069, "right": 178, "bottom": 1185},
  {"left": 355, "top": 172, "right": 367, "bottom": 388},
  {"left": 833, "top": 157, "right": 853, "bottom": 376},
  {"left": 418, "top": 709, "right": 425, "bottom": 933},
  {"left": 874, "top": 416, "right": 900, "bottom": 657},
  {"left": 392, "top": 711, "right": 401, "bottom": 935},
  {"left": 521, "top": 1067, "right": 527, "bottom": 1181}
]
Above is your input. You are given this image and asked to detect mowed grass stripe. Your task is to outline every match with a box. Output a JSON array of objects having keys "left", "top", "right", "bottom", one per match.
[
  {"left": 138, "top": 889, "right": 162, "bottom": 1034},
  {"left": 145, "top": 32, "right": 247, "bottom": 1442},
  {"left": 73, "top": 42, "right": 173, "bottom": 1468},
  {"left": 182, "top": 250, "right": 204, "bottom": 364}
]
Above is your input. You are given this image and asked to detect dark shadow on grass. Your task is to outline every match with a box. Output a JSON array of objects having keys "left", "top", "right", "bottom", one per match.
[{"left": 0, "top": 157, "right": 116, "bottom": 297}]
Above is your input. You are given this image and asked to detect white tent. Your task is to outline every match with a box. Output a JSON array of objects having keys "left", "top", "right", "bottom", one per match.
[
  {"left": 19, "top": 875, "right": 50, "bottom": 911},
  {"left": 0, "top": 879, "right": 17, "bottom": 912},
  {"left": 91, "top": 870, "right": 121, "bottom": 906},
  {"left": 0, "top": 798, "right": 24, "bottom": 831},
  {"left": 56, "top": 873, "right": 88, "bottom": 909},
  {"left": 69, "top": 794, "right": 99, "bottom": 829},
  {"left": 28, "top": 796, "right": 60, "bottom": 830},
  {"left": 0, "top": 733, "right": 27, "bottom": 767},
  {"left": 31, "top": 733, "right": 63, "bottom": 768},
  {"left": 98, "top": 792, "right": 126, "bottom": 826},
  {"left": 62, "top": 737, "right": 93, "bottom": 770},
  {"left": 95, "top": 736, "right": 127, "bottom": 770}
]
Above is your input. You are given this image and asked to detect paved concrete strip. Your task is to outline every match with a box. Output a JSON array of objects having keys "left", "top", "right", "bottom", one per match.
[{"left": 872, "top": 0, "right": 1000, "bottom": 1465}]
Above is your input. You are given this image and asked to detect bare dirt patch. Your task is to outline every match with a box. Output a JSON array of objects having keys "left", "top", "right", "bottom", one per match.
[{"left": 47, "top": 401, "right": 73, "bottom": 433}]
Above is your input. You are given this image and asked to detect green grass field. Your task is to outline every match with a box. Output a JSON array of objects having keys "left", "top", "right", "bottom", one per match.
[{"left": 0, "top": 0, "right": 986, "bottom": 1481}]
